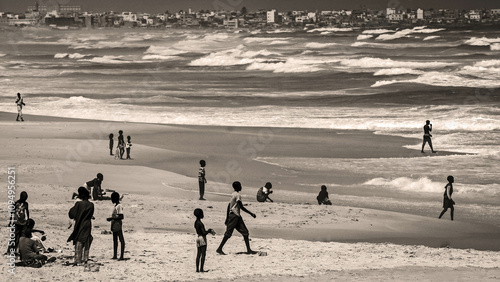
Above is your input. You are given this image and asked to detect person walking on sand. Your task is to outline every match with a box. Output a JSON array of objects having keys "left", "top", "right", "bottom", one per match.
[
  {"left": 421, "top": 120, "right": 436, "bottom": 153},
  {"left": 107, "top": 192, "right": 125, "bottom": 260},
  {"left": 194, "top": 208, "right": 215, "bottom": 272},
  {"left": 216, "top": 181, "right": 257, "bottom": 255},
  {"left": 109, "top": 133, "right": 114, "bottom": 156},
  {"left": 125, "top": 136, "right": 132, "bottom": 159},
  {"left": 15, "top": 93, "right": 26, "bottom": 121},
  {"left": 439, "top": 176, "right": 455, "bottom": 221},
  {"left": 198, "top": 160, "right": 207, "bottom": 200},
  {"left": 256, "top": 182, "right": 273, "bottom": 202},
  {"left": 118, "top": 130, "right": 125, "bottom": 159},
  {"left": 68, "top": 187, "right": 94, "bottom": 265},
  {"left": 317, "top": 185, "right": 332, "bottom": 205}
]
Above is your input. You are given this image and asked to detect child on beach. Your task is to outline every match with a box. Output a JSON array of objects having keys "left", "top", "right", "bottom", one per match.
[
  {"left": 107, "top": 192, "right": 125, "bottom": 260},
  {"left": 109, "top": 133, "right": 114, "bottom": 156},
  {"left": 6, "top": 191, "right": 29, "bottom": 255},
  {"left": 126, "top": 136, "right": 132, "bottom": 159},
  {"left": 15, "top": 92, "right": 26, "bottom": 122},
  {"left": 216, "top": 181, "right": 257, "bottom": 255},
  {"left": 421, "top": 120, "right": 436, "bottom": 153},
  {"left": 194, "top": 208, "right": 215, "bottom": 272},
  {"left": 118, "top": 130, "right": 125, "bottom": 159},
  {"left": 439, "top": 176, "right": 455, "bottom": 221},
  {"left": 68, "top": 187, "right": 94, "bottom": 265},
  {"left": 19, "top": 228, "right": 47, "bottom": 264},
  {"left": 256, "top": 182, "right": 274, "bottom": 202},
  {"left": 26, "top": 219, "right": 48, "bottom": 253},
  {"left": 317, "top": 185, "right": 332, "bottom": 205},
  {"left": 198, "top": 160, "right": 207, "bottom": 200}
]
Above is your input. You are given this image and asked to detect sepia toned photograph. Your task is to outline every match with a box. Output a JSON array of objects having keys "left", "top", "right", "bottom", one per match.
[{"left": 1, "top": 0, "right": 499, "bottom": 281}]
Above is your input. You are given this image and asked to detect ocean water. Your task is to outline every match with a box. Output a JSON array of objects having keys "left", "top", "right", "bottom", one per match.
[{"left": 1, "top": 26, "right": 499, "bottom": 221}]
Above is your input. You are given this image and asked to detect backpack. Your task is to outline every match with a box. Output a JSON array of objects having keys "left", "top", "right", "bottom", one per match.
[
  {"left": 14, "top": 202, "right": 27, "bottom": 225},
  {"left": 256, "top": 187, "right": 266, "bottom": 202}
]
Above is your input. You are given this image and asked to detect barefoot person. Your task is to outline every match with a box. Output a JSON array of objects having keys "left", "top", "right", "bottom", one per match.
[
  {"left": 198, "top": 160, "right": 207, "bottom": 200},
  {"left": 439, "top": 176, "right": 455, "bottom": 221},
  {"left": 194, "top": 208, "right": 215, "bottom": 272},
  {"left": 216, "top": 181, "right": 257, "bottom": 255},
  {"left": 68, "top": 187, "right": 94, "bottom": 265},
  {"left": 118, "top": 130, "right": 125, "bottom": 159},
  {"left": 107, "top": 192, "right": 125, "bottom": 260},
  {"left": 109, "top": 133, "right": 114, "bottom": 156},
  {"left": 15, "top": 93, "right": 26, "bottom": 122},
  {"left": 421, "top": 120, "right": 436, "bottom": 153},
  {"left": 6, "top": 191, "right": 29, "bottom": 255}
]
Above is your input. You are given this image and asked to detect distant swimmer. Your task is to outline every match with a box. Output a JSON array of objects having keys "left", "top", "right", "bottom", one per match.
[
  {"left": 438, "top": 175, "right": 455, "bottom": 221},
  {"left": 421, "top": 120, "right": 436, "bottom": 153},
  {"left": 316, "top": 185, "right": 332, "bottom": 205},
  {"left": 15, "top": 93, "right": 26, "bottom": 122}
]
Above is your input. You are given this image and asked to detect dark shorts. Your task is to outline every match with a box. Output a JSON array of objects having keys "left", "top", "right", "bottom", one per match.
[
  {"left": 423, "top": 135, "right": 432, "bottom": 141},
  {"left": 224, "top": 213, "right": 249, "bottom": 238}
]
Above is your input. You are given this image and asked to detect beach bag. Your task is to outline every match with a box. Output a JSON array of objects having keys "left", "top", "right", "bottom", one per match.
[
  {"left": 256, "top": 187, "right": 266, "bottom": 202},
  {"left": 14, "top": 202, "right": 27, "bottom": 225}
]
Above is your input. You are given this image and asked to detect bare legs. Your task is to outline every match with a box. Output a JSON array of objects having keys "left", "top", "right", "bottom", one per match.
[{"left": 196, "top": 245, "right": 207, "bottom": 272}]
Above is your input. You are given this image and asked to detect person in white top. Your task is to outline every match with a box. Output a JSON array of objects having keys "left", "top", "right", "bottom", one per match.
[{"left": 216, "top": 181, "right": 257, "bottom": 255}]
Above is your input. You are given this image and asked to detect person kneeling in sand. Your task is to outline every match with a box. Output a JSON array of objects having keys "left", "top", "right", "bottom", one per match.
[
  {"left": 216, "top": 181, "right": 257, "bottom": 255},
  {"left": 317, "top": 185, "right": 332, "bottom": 205},
  {"left": 256, "top": 182, "right": 274, "bottom": 202}
]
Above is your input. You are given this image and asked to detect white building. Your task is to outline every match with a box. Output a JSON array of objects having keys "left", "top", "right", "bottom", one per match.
[
  {"left": 417, "top": 8, "right": 424, "bottom": 19},
  {"left": 387, "top": 13, "right": 404, "bottom": 21},
  {"left": 386, "top": 8, "right": 396, "bottom": 15},
  {"left": 307, "top": 12, "right": 316, "bottom": 22},
  {"left": 267, "top": 9, "right": 277, "bottom": 23},
  {"left": 122, "top": 12, "right": 137, "bottom": 22}
]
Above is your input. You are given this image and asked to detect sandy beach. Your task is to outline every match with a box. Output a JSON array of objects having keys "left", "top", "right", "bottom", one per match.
[{"left": 1, "top": 112, "right": 500, "bottom": 281}]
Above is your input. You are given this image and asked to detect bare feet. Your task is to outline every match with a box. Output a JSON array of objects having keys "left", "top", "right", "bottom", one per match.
[{"left": 216, "top": 249, "right": 226, "bottom": 255}]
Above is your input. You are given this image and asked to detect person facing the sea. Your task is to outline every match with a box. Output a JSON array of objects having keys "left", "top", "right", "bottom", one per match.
[
  {"left": 317, "top": 185, "right": 332, "bottom": 205},
  {"left": 256, "top": 182, "right": 274, "bottom": 202},
  {"left": 107, "top": 192, "right": 125, "bottom": 260},
  {"left": 109, "top": 133, "right": 114, "bottom": 156},
  {"left": 15, "top": 93, "right": 26, "bottom": 122},
  {"left": 67, "top": 187, "right": 94, "bottom": 265},
  {"left": 125, "top": 135, "right": 132, "bottom": 159},
  {"left": 439, "top": 175, "right": 455, "bottom": 221},
  {"left": 118, "top": 130, "right": 125, "bottom": 159},
  {"left": 194, "top": 208, "right": 215, "bottom": 272},
  {"left": 421, "top": 120, "right": 436, "bottom": 153},
  {"left": 216, "top": 181, "right": 257, "bottom": 255},
  {"left": 198, "top": 160, "right": 207, "bottom": 200}
]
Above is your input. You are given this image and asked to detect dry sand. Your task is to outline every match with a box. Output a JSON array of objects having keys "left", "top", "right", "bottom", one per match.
[{"left": 1, "top": 112, "right": 499, "bottom": 281}]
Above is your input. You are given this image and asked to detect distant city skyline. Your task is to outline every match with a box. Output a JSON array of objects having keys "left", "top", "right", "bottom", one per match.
[{"left": 1, "top": 0, "right": 500, "bottom": 14}]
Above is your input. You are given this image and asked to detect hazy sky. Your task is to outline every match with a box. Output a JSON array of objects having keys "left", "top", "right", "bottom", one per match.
[{"left": 2, "top": 0, "right": 500, "bottom": 13}]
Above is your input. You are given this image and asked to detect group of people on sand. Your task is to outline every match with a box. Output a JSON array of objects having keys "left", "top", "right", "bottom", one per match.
[
  {"left": 7, "top": 191, "right": 55, "bottom": 267},
  {"left": 68, "top": 184, "right": 126, "bottom": 266},
  {"left": 109, "top": 130, "right": 132, "bottom": 160}
]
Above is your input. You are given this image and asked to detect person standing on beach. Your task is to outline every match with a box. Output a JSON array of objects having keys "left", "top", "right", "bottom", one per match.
[
  {"left": 256, "top": 182, "right": 274, "bottom": 202},
  {"left": 439, "top": 176, "right": 455, "bottom": 221},
  {"left": 125, "top": 136, "right": 132, "bottom": 159},
  {"left": 109, "top": 133, "right": 114, "bottom": 156},
  {"left": 421, "top": 120, "right": 436, "bottom": 153},
  {"left": 118, "top": 130, "right": 125, "bottom": 159},
  {"left": 198, "top": 160, "right": 207, "bottom": 200},
  {"left": 107, "top": 192, "right": 125, "bottom": 260},
  {"left": 15, "top": 93, "right": 26, "bottom": 122},
  {"left": 6, "top": 191, "right": 29, "bottom": 255},
  {"left": 194, "top": 208, "right": 215, "bottom": 272},
  {"left": 68, "top": 187, "right": 94, "bottom": 265},
  {"left": 216, "top": 181, "right": 257, "bottom": 255}
]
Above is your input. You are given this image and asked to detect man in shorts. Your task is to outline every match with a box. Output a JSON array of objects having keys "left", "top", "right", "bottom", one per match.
[{"left": 216, "top": 181, "right": 257, "bottom": 255}]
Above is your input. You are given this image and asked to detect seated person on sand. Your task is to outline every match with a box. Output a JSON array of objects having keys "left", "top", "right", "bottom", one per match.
[
  {"left": 256, "top": 182, "right": 274, "bottom": 203},
  {"left": 19, "top": 228, "right": 48, "bottom": 265},
  {"left": 72, "top": 173, "right": 110, "bottom": 201},
  {"left": 317, "top": 185, "right": 332, "bottom": 205},
  {"left": 26, "top": 219, "right": 49, "bottom": 253}
]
